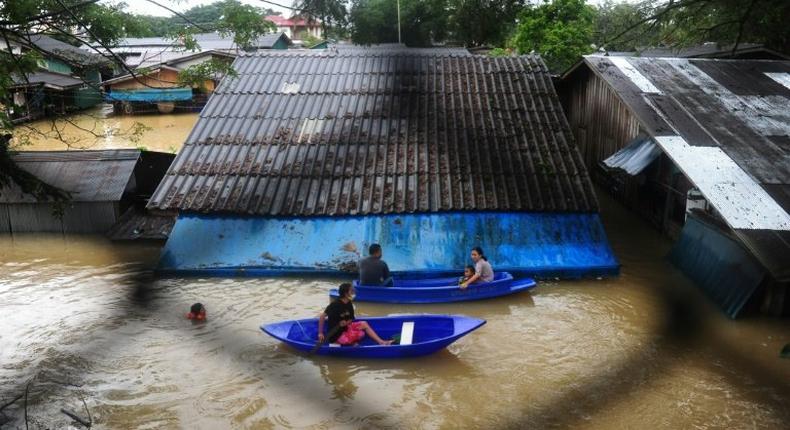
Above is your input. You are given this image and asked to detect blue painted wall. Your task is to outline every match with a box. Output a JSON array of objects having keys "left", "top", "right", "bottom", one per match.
[
  {"left": 159, "top": 212, "right": 619, "bottom": 278},
  {"left": 669, "top": 215, "right": 765, "bottom": 318}
]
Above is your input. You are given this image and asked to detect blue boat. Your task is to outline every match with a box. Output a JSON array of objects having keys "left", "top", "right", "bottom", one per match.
[
  {"left": 329, "top": 272, "right": 537, "bottom": 303},
  {"left": 261, "top": 314, "right": 486, "bottom": 358}
]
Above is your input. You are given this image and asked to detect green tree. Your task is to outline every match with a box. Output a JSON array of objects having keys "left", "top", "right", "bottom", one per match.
[
  {"left": 294, "top": 0, "right": 348, "bottom": 39},
  {"left": 594, "top": 1, "right": 660, "bottom": 52},
  {"left": 447, "top": 0, "right": 524, "bottom": 47},
  {"left": 599, "top": 0, "right": 790, "bottom": 55},
  {"left": 349, "top": 0, "right": 448, "bottom": 46},
  {"left": 510, "top": 0, "right": 595, "bottom": 73}
]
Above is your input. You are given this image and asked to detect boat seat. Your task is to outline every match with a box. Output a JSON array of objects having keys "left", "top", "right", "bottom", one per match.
[{"left": 400, "top": 322, "right": 414, "bottom": 345}]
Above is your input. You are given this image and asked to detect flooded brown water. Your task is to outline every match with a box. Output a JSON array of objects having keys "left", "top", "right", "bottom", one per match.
[
  {"left": 11, "top": 104, "right": 198, "bottom": 152},
  {"left": 1, "top": 192, "right": 789, "bottom": 429}
]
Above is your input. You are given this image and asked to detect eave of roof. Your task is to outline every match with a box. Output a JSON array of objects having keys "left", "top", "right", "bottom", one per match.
[{"left": 569, "top": 55, "right": 790, "bottom": 280}]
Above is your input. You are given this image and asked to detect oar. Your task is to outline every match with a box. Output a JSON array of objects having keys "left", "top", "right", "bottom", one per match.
[{"left": 308, "top": 324, "right": 343, "bottom": 355}]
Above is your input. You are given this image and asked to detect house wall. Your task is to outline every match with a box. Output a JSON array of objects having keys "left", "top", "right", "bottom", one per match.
[
  {"left": 110, "top": 68, "right": 180, "bottom": 90},
  {"left": 560, "top": 67, "right": 692, "bottom": 238},
  {"left": 562, "top": 69, "right": 641, "bottom": 167},
  {"left": 43, "top": 58, "right": 73, "bottom": 75},
  {"left": 158, "top": 212, "right": 620, "bottom": 278},
  {"left": 73, "top": 69, "right": 102, "bottom": 109},
  {"left": 109, "top": 68, "right": 214, "bottom": 93},
  {"left": 0, "top": 202, "right": 119, "bottom": 234}
]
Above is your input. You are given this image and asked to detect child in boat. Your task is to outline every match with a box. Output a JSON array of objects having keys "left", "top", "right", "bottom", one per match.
[
  {"left": 458, "top": 265, "right": 475, "bottom": 285},
  {"left": 186, "top": 303, "right": 206, "bottom": 321},
  {"left": 318, "top": 283, "right": 393, "bottom": 346},
  {"left": 460, "top": 246, "right": 494, "bottom": 289}
]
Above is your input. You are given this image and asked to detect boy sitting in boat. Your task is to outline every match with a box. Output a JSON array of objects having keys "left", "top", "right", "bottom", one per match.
[
  {"left": 458, "top": 265, "right": 476, "bottom": 285},
  {"left": 318, "top": 283, "right": 393, "bottom": 346},
  {"left": 358, "top": 244, "right": 394, "bottom": 287}
]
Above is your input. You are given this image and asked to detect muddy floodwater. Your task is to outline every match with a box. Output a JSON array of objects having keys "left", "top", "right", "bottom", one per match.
[
  {"left": 1, "top": 193, "right": 788, "bottom": 429},
  {"left": 11, "top": 105, "right": 198, "bottom": 152}
]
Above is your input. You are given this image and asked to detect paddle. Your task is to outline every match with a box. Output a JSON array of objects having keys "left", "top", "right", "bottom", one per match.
[{"left": 308, "top": 324, "right": 343, "bottom": 355}]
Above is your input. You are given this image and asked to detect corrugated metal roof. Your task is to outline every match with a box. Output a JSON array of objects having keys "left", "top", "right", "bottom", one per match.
[
  {"left": 1, "top": 150, "right": 140, "bottom": 203},
  {"left": 11, "top": 70, "right": 84, "bottom": 90},
  {"left": 148, "top": 50, "right": 597, "bottom": 216},
  {"left": 636, "top": 43, "right": 789, "bottom": 60},
  {"left": 332, "top": 43, "right": 470, "bottom": 55},
  {"left": 602, "top": 136, "right": 661, "bottom": 175},
  {"left": 107, "top": 206, "right": 175, "bottom": 241},
  {"left": 25, "top": 35, "right": 107, "bottom": 66},
  {"left": 579, "top": 56, "right": 790, "bottom": 280},
  {"left": 118, "top": 32, "right": 290, "bottom": 50}
]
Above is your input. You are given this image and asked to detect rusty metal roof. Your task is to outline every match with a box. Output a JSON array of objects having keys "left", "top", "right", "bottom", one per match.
[
  {"left": 1, "top": 150, "right": 140, "bottom": 203},
  {"left": 148, "top": 50, "right": 597, "bottom": 216},
  {"left": 577, "top": 56, "right": 790, "bottom": 280}
]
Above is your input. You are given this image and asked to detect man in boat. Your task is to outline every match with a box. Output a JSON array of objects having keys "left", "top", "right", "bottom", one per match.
[
  {"left": 318, "top": 283, "right": 393, "bottom": 346},
  {"left": 358, "top": 243, "right": 394, "bottom": 287}
]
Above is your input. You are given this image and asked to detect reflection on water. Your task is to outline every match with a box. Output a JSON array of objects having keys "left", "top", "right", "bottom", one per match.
[
  {"left": 1, "top": 191, "right": 789, "bottom": 429},
  {"left": 11, "top": 104, "right": 198, "bottom": 152}
]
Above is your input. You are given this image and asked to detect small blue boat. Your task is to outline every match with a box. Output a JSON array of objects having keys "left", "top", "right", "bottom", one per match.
[
  {"left": 261, "top": 314, "right": 485, "bottom": 358},
  {"left": 329, "top": 272, "right": 537, "bottom": 303}
]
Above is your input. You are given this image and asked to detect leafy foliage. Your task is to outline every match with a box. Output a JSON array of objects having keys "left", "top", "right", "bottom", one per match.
[
  {"left": 349, "top": 0, "right": 448, "bottom": 46},
  {"left": 177, "top": 57, "right": 237, "bottom": 91},
  {"left": 510, "top": 0, "right": 595, "bottom": 73},
  {"left": 594, "top": 1, "right": 659, "bottom": 52},
  {"left": 122, "top": 0, "right": 280, "bottom": 38},
  {"left": 294, "top": 0, "right": 348, "bottom": 38},
  {"left": 447, "top": 0, "right": 524, "bottom": 47},
  {"left": 215, "top": 1, "right": 276, "bottom": 50},
  {"left": 599, "top": 0, "right": 790, "bottom": 55}
]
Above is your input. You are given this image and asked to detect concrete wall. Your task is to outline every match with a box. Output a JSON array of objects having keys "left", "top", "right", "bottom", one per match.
[{"left": 158, "top": 211, "right": 620, "bottom": 278}]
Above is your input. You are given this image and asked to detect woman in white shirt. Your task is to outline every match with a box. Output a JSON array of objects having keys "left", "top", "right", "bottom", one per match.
[{"left": 460, "top": 246, "right": 494, "bottom": 289}]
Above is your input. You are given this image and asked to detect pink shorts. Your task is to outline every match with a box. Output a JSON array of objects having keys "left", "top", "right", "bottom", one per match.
[{"left": 337, "top": 321, "right": 366, "bottom": 345}]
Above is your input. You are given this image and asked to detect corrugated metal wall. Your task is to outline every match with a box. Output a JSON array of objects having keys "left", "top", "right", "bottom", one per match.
[
  {"left": 0, "top": 202, "right": 119, "bottom": 234},
  {"left": 669, "top": 214, "right": 766, "bottom": 318},
  {"left": 563, "top": 70, "right": 641, "bottom": 168}
]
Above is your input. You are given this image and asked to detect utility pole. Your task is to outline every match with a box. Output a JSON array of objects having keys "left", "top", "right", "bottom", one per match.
[{"left": 397, "top": 0, "right": 402, "bottom": 44}]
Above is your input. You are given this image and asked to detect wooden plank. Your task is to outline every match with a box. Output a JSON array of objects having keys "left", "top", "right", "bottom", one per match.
[{"left": 400, "top": 321, "right": 415, "bottom": 345}]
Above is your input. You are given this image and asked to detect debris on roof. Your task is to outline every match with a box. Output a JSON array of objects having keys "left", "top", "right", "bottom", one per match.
[{"left": 148, "top": 50, "right": 598, "bottom": 216}]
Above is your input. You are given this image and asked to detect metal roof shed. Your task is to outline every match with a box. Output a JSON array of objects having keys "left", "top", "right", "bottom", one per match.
[
  {"left": 149, "top": 49, "right": 618, "bottom": 277},
  {"left": 557, "top": 55, "right": 790, "bottom": 316},
  {"left": 1, "top": 149, "right": 141, "bottom": 234}
]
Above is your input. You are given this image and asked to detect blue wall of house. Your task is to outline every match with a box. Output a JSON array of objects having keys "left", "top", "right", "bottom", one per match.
[
  {"left": 669, "top": 214, "right": 766, "bottom": 318},
  {"left": 158, "top": 212, "right": 619, "bottom": 278}
]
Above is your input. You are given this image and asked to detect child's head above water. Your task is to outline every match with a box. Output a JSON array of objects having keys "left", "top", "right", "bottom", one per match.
[
  {"left": 187, "top": 302, "right": 206, "bottom": 320},
  {"left": 464, "top": 265, "right": 475, "bottom": 278}
]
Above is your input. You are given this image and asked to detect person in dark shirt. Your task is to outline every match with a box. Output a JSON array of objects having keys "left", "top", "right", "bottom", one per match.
[
  {"left": 318, "top": 283, "right": 393, "bottom": 346},
  {"left": 358, "top": 243, "right": 394, "bottom": 286}
]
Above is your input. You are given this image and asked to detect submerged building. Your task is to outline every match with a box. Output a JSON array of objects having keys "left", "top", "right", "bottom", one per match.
[
  {"left": 148, "top": 49, "right": 618, "bottom": 277},
  {"left": 557, "top": 56, "right": 790, "bottom": 317},
  {"left": 1, "top": 149, "right": 174, "bottom": 236}
]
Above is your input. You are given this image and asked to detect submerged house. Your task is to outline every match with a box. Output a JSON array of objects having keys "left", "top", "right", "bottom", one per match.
[
  {"left": 557, "top": 56, "right": 790, "bottom": 316},
  {"left": 148, "top": 49, "right": 618, "bottom": 277},
  {"left": 4, "top": 35, "right": 107, "bottom": 122},
  {"left": 0, "top": 149, "right": 174, "bottom": 235},
  {"left": 103, "top": 50, "right": 236, "bottom": 115},
  {"left": 111, "top": 32, "right": 293, "bottom": 69}
]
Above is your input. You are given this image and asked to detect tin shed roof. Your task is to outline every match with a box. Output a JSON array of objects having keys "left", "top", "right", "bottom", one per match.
[
  {"left": 575, "top": 56, "right": 790, "bottom": 280},
  {"left": 148, "top": 50, "right": 598, "bottom": 216},
  {"left": 1, "top": 150, "right": 140, "bottom": 203}
]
